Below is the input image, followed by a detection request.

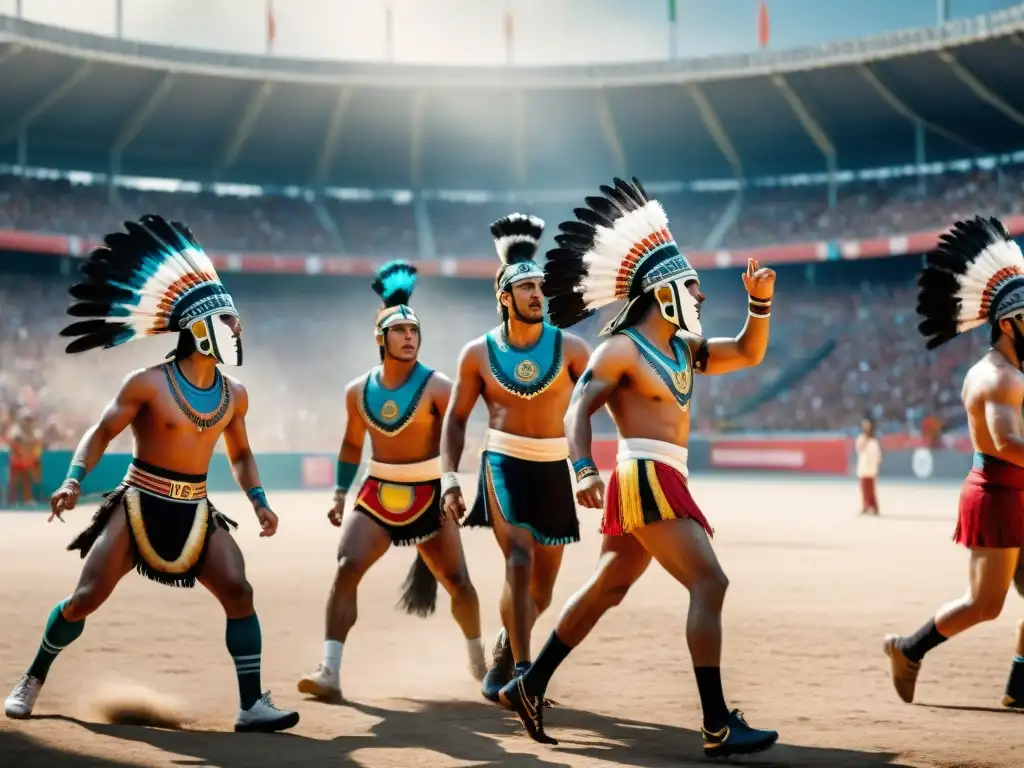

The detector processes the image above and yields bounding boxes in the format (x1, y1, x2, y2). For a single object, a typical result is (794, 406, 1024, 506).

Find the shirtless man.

(3, 215, 298, 732)
(440, 214, 591, 703)
(498, 178, 779, 758)
(297, 260, 486, 701)
(884, 216, 1024, 709)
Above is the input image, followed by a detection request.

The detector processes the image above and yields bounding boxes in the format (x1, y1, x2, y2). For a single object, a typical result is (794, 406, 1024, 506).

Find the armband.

(441, 472, 461, 496)
(573, 457, 599, 483)
(246, 486, 269, 510)
(65, 462, 87, 486)
(748, 294, 772, 319)
(335, 460, 359, 494)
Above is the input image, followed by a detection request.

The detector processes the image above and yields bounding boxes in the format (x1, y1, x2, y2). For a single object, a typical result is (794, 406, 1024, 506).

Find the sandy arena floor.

(0, 474, 1022, 768)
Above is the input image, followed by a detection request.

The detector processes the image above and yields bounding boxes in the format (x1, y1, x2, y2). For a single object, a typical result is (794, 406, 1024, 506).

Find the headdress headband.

(542, 176, 698, 334)
(372, 260, 420, 338)
(59, 214, 237, 354)
(492, 213, 545, 295)
(917, 215, 1024, 349)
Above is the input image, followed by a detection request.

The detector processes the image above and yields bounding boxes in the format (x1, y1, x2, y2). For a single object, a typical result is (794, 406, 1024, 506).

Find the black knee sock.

(226, 614, 263, 709)
(1006, 655, 1024, 699)
(522, 632, 572, 697)
(900, 619, 948, 663)
(694, 667, 730, 730)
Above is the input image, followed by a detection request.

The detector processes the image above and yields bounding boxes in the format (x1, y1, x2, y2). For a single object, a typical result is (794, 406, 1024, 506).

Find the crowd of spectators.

(1, 165, 1022, 259)
(1, 164, 1015, 459)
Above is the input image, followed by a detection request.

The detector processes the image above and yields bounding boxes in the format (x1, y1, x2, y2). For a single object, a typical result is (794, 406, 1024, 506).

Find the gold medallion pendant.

(671, 366, 692, 396)
(380, 400, 399, 421)
(515, 360, 539, 383)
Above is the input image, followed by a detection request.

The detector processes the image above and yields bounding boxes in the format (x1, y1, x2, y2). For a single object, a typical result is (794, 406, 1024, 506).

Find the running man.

(297, 260, 486, 701)
(3, 215, 299, 732)
(440, 214, 591, 703)
(499, 177, 779, 758)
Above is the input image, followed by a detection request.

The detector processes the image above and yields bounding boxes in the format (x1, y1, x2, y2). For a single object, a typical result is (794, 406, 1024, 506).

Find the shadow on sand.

(7, 698, 914, 768)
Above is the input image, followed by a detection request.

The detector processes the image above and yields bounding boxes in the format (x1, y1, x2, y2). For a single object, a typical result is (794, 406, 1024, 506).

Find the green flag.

(668, 0, 677, 23)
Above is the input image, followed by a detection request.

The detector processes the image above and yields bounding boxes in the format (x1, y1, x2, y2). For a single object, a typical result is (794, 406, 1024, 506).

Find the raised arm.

(440, 344, 484, 475)
(698, 258, 775, 376)
(983, 372, 1024, 467)
(565, 336, 631, 508)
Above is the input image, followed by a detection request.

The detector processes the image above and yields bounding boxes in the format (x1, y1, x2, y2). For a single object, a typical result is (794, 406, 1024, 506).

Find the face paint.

(654, 279, 702, 336)
(190, 313, 242, 367)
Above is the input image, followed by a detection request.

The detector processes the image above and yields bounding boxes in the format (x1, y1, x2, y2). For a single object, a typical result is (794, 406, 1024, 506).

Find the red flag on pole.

(266, 0, 277, 54)
(504, 10, 514, 65)
(757, 0, 770, 48)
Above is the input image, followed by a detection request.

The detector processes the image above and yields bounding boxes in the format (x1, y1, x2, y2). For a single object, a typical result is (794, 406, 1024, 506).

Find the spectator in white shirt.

(856, 418, 882, 515)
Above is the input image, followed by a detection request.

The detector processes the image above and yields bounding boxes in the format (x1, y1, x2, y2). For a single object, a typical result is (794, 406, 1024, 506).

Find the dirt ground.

(0, 474, 1021, 768)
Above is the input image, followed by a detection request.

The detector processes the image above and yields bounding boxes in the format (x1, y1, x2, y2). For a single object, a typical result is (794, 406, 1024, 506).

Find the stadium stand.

(2, 7, 1024, 454)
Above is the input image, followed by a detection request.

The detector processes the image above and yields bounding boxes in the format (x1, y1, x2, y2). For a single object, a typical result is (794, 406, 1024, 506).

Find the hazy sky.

(0, 0, 1018, 65)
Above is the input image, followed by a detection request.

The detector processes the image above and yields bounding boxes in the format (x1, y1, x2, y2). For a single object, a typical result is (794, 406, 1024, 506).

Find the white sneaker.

(234, 691, 299, 733)
(296, 664, 342, 702)
(4, 674, 42, 719)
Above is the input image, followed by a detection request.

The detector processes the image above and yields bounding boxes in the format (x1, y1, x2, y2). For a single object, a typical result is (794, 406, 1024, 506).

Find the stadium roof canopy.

(1, 8, 1023, 190)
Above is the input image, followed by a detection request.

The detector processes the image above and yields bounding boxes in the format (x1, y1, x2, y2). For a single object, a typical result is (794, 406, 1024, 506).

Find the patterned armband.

(247, 486, 269, 510)
(64, 462, 87, 487)
(748, 294, 772, 319)
(335, 460, 359, 494)
(573, 457, 599, 483)
(440, 472, 461, 496)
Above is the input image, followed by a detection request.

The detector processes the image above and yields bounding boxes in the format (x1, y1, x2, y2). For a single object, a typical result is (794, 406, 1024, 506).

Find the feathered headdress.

(491, 213, 545, 295)
(544, 176, 698, 335)
(60, 214, 237, 354)
(372, 259, 420, 341)
(917, 216, 1024, 349)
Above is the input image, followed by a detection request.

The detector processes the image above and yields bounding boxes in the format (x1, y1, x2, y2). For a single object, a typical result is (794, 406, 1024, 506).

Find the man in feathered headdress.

(496, 178, 779, 758)
(3, 215, 298, 733)
(440, 214, 592, 704)
(883, 216, 1024, 711)
(297, 260, 487, 702)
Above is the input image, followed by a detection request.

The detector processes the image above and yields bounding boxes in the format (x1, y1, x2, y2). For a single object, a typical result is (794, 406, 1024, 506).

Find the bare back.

(963, 349, 1024, 461)
(460, 328, 590, 439)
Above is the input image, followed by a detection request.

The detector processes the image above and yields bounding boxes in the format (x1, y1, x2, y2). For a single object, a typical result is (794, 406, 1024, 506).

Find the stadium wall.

(0, 438, 971, 506)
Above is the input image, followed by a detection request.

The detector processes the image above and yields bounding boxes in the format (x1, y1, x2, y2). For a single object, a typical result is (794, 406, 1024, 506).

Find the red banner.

(5, 214, 1024, 277)
(709, 437, 850, 474)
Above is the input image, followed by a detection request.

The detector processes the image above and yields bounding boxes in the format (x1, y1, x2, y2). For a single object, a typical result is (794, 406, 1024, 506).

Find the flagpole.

(504, 0, 513, 66)
(385, 2, 395, 63)
(668, 0, 678, 61)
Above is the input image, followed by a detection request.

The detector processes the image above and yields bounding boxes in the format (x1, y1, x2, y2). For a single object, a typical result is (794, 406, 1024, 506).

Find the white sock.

(467, 637, 485, 665)
(323, 640, 343, 675)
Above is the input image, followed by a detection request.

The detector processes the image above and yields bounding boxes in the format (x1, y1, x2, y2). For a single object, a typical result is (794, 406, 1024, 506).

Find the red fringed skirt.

(602, 458, 713, 538)
(954, 455, 1024, 549)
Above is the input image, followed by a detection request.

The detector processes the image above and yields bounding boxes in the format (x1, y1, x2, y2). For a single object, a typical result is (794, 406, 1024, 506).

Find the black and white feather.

(59, 214, 235, 355)
(371, 259, 418, 308)
(544, 176, 691, 332)
(917, 215, 1024, 350)
(490, 213, 545, 265)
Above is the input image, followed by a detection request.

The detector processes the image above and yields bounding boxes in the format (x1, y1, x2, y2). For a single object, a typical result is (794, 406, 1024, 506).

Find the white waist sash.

(482, 429, 569, 462)
(616, 438, 689, 478)
(367, 456, 441, 483)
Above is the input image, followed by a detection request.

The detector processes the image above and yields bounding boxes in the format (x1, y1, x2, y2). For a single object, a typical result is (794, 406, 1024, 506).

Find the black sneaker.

(701, 710, 778, 758)
(499, 674, 557, 745)
(481, 628, 513, 703)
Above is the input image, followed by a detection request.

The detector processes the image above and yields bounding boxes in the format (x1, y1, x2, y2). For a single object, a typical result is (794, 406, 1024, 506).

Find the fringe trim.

(391, 528, 441, 547)
(66, 483, 238, 589)
(617, 460, 644, 532)
(645, 461, 678, 525)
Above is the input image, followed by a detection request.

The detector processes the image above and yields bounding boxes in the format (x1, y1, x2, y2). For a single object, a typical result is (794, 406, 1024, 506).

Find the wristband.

(748, 294, 772, 319)
(573, 457, 599, 483)
(441, 471, 461, 496)
(65, 462, 86, 486)
(335, 460, 359, 494)
(247, 486, 269, 510)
